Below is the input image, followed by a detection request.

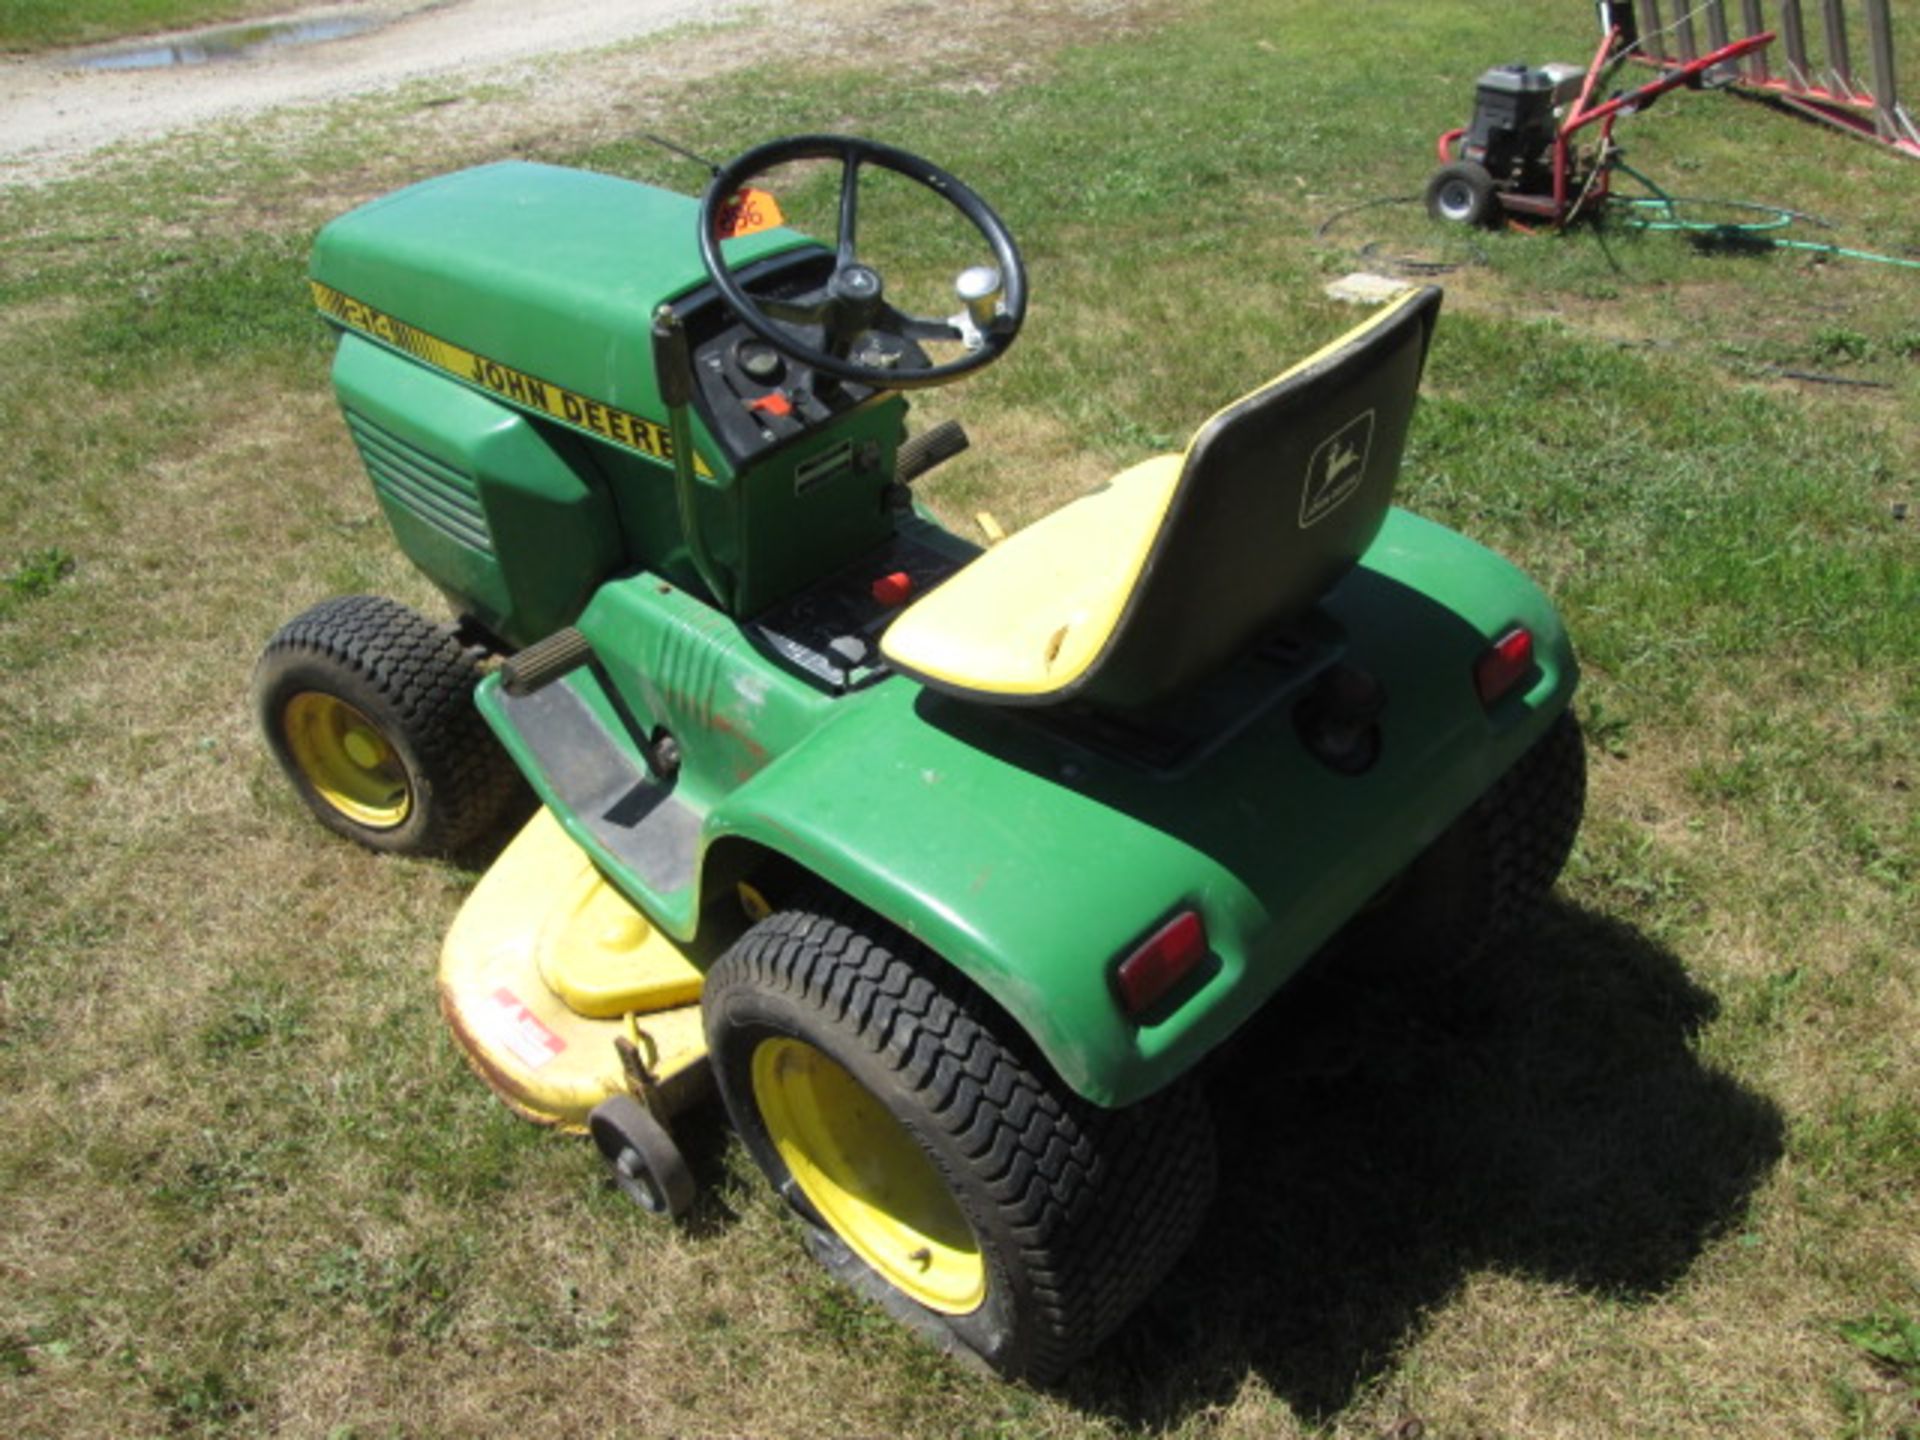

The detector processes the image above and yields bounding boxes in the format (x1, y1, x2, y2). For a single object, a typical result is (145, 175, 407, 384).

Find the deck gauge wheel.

(589, 1094, 697, 1220)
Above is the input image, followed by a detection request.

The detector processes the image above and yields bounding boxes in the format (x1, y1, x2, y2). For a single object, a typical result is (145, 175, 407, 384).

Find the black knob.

(737, 341, 784, 384)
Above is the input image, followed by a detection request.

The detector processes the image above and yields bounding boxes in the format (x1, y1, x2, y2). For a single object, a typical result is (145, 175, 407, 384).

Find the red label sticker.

(483, 986, 565, 1070)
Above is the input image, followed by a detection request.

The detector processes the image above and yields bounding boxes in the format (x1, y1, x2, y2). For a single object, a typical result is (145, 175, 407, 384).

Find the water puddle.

(69, 15, 383, 71)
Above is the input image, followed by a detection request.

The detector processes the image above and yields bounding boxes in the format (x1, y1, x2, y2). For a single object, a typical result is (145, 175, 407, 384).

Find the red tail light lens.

(1474, 626, 1535, 706)
(1114, 910, 1208, 1017)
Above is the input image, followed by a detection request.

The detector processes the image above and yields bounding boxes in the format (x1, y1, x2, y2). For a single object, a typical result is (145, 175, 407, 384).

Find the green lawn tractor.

(255, 135, 1585, 1381)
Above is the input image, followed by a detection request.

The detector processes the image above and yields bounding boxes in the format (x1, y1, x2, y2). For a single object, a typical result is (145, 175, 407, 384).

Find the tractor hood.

(308, 162, 810, 430)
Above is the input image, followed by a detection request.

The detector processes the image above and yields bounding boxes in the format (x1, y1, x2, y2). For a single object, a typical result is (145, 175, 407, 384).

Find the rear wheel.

(1338, 707, 1587, 978)
(254, 595, 522, 856)
(1426, 160, 1498, 227)
(703, 899, 1216, 1382)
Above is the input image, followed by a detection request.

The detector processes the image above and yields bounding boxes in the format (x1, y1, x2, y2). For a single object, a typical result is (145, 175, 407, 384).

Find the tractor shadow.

(1064, 899, 1784, 1426)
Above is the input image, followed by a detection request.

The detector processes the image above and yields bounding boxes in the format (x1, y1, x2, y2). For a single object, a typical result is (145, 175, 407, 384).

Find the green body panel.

(312, 161, 910, 626)
(703, 399, 908, 615)
(309, 162, 796, 463)
(311, 161, 1581, 1109)
(478, 506, 1575, 1108)
(330, 335, 621, 644)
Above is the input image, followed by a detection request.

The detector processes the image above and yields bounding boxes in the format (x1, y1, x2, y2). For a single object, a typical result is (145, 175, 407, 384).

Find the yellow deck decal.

(311, 280, 710, 477)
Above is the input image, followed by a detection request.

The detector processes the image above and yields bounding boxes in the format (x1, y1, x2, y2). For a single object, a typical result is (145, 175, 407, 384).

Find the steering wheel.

(696, 134, 1027, 390)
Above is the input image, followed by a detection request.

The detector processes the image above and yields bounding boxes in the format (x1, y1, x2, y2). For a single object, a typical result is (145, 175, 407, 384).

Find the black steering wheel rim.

(697, 134, 1027, 390)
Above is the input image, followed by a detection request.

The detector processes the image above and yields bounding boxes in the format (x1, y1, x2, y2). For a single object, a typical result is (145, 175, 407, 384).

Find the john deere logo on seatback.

(1300, 410, 1375, 529)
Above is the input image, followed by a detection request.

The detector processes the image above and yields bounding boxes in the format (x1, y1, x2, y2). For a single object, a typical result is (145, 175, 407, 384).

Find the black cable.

(1315, 194, 1486, 276)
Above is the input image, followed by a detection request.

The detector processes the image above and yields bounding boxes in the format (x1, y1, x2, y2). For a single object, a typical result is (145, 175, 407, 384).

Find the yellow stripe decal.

(311, 280, 710, 477)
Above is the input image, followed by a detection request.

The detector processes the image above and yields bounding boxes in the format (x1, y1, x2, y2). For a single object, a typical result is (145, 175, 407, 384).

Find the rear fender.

(700, 508, 1577, 1110)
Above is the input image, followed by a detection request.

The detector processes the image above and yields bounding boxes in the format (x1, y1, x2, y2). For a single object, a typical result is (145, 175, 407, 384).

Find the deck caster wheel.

(589, 1094, 696, 1219)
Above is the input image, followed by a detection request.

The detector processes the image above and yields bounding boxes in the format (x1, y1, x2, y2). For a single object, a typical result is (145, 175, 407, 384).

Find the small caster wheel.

(588, 1094, 696, 1219)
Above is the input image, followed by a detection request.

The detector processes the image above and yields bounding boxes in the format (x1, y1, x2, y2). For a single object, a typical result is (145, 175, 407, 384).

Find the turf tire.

(703, 896, 1217, 1382)
(1337, 707, 1587, 978)
(254, 594, 521, 856)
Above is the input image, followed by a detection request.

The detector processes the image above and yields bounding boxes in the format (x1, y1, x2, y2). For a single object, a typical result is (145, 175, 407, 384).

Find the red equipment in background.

(1428, 17, 1774, 227)
(1630, 0, 1920, 162)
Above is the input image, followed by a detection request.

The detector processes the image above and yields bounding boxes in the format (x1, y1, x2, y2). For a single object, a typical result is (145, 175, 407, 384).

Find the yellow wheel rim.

(282, 692, 412, 829)
(752, 1037, 986, 1314)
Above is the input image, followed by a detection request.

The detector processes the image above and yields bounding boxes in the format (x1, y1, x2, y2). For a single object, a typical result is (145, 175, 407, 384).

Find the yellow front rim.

(752, 1037, 986, 1314)
(282, 692, 412, 829)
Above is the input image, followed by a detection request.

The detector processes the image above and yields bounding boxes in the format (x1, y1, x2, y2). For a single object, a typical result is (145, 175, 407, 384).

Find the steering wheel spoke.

(761, 288, 832, 326)
(697, 134, 1027, 390)
(834, 148, 863, 269)
(876, 303, 964, 345)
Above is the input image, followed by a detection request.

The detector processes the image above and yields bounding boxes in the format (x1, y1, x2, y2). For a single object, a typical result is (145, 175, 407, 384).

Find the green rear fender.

(708, 511, 1578, 1108)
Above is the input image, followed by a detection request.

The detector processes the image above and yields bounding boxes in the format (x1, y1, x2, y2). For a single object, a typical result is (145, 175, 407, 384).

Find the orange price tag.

(715, 186, 786, 239)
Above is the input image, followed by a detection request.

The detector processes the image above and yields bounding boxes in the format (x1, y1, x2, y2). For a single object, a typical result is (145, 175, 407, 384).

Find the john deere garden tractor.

(254, 135, 1585, 1381)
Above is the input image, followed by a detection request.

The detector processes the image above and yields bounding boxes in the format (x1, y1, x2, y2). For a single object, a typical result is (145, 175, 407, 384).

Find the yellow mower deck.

(439, 807, 706, 1131)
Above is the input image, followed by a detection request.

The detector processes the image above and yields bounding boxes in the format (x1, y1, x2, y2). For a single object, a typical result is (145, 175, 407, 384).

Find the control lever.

(894, 420, 970, 488)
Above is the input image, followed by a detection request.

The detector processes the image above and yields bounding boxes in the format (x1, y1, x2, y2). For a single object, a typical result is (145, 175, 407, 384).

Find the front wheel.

(703, 899, 1216, 1382)
(254, 595, 522, 856)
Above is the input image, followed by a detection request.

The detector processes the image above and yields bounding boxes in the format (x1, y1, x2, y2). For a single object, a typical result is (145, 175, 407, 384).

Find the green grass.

(0, 0, 1916, 1435)
(0, 0, 302, 50)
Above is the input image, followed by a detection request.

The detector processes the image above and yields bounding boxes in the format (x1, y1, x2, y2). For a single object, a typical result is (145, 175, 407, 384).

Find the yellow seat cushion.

(880, 453, 1182, 699)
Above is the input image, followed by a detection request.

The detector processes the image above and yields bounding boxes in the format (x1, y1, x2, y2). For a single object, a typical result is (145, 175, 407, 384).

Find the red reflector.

(1474, 626, 1535, 706)
(1114, 910, 1208, 1017)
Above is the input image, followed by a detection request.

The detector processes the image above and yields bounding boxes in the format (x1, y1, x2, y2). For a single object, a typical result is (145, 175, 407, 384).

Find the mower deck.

(438, 806, 707, 1131)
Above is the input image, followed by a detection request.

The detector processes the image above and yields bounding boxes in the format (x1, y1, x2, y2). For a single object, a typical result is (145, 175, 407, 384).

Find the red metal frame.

(1629, 0, 1920, 163)
(1438, 25, 1775, 226)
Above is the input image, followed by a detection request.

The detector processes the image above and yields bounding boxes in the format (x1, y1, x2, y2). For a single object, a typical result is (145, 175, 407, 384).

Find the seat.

(880, 285, 1443, 709)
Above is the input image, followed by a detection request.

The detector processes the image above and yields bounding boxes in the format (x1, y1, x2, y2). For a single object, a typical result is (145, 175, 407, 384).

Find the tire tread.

(707, 896, 1215, 1380)
(255, 594, 520, 855)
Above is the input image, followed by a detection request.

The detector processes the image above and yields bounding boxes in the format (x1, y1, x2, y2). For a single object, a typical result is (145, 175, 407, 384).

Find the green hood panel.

(309, 162, 807, 440)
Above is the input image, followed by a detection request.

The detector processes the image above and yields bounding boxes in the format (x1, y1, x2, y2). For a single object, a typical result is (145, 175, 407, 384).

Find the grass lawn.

(0, 0, 1916, 1435)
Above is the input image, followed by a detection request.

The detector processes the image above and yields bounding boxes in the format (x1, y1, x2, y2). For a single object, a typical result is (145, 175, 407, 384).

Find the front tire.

(703, 899, 1216, 1382)
(254, 595, 521, 856)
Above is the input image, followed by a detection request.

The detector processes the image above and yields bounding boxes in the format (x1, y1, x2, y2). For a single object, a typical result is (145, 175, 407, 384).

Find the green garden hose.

(1610, 160, 1920, 270)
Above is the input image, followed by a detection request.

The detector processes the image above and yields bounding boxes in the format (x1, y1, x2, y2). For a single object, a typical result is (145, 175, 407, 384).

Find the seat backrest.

(1073, 285, 1442, 708)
